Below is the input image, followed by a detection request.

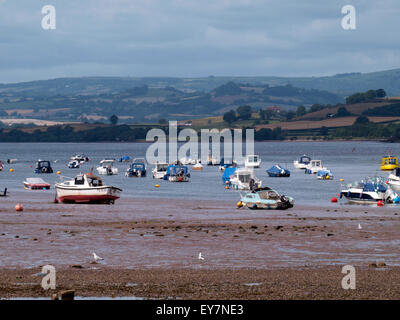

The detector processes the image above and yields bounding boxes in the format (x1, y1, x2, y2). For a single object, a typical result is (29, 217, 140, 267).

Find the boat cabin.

(299, 155, 311, 164)
(381, 155, 399, 171)
(155, 163, 168, 172)
(72, 174, 104, 187)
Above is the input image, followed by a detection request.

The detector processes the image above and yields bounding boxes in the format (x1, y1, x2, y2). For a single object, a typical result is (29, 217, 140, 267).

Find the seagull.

(92, 252, 104, 262)
(358, 224, 362, 230)
(198, 252, 204, 260)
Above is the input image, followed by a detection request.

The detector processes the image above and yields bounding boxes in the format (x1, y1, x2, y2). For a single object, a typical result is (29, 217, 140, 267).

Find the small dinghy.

(192, 161, 203, 171)
(239, 187, 294, 210)
(267, 165, 290, 177)
(24, 178, 51, 190)
(7, 159, 17, 164)
(0, 161, 3, 171)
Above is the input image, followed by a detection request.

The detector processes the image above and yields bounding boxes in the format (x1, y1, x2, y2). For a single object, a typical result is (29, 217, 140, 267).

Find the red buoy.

(377, 200, 383, 207)
(15, 203, 23, 212)
(331, 197, 338, 203)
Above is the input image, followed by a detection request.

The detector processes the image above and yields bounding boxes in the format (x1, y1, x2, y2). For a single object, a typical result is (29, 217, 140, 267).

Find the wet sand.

(1, 190, 400, 298)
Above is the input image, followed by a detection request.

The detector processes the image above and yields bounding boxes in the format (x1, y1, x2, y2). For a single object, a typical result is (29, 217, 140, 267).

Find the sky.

(0, 0, 399, 83)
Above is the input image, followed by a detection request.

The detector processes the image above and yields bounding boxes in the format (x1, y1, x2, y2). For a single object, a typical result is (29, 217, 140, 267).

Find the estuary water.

(0, 141, 398, 205)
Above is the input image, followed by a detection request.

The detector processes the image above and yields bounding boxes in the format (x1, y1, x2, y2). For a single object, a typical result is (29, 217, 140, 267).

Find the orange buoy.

(237, 201, 243, 208)
(377, 200, 384, 207)
(331, 197, 338, 203)
(15, 203, 23, 212)
(225, 186, 229, 189)
(155, 184, 160, 188)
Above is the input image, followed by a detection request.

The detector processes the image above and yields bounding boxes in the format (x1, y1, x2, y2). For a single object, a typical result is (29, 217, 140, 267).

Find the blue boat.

(164, 165, 190, 182)
(266, 165, 290, 177)
(219, 158, 236, 171)
(222, 167, 237, 185)
(118, 156, 131, 162)
(34, 160, 53, 174)
(125, 162, 146, 177)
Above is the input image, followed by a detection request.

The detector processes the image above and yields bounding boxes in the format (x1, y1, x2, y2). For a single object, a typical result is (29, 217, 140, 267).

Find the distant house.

(267, 106, 282, 113)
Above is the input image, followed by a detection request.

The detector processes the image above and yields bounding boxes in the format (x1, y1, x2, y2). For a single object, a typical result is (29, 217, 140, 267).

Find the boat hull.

(55, 185, 122, 204)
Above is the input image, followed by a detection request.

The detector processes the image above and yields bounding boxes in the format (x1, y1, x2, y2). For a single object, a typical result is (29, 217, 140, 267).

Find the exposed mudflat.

(1, 191, 400, 298)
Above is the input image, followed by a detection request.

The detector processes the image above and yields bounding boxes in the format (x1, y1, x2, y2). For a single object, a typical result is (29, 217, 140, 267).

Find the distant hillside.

(1, 68, 400, 96)
(0, 82, 343, 123)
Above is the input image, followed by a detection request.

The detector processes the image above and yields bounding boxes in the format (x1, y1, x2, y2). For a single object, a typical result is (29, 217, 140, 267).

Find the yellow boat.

(381, 155, 399, 171)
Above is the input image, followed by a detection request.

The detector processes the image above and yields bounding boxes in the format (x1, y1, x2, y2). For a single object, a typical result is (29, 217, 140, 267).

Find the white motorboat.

(97, 159, 118, 175)
(180, 156, 197, 165)
(152, 162, 168, 179)
(340, 176, 399, 204)
(71, 154, 90, 164)
(245, 155, 261, 168)
(388, 168, 400, 192)
(230, 168, 262, 190)
(55, 173, 122, 204)
(293, 155, 311, 169)
(305, 160, 327, 174)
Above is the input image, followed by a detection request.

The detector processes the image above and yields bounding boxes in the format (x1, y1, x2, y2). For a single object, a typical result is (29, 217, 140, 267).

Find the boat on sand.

(55, 173, 122, 204)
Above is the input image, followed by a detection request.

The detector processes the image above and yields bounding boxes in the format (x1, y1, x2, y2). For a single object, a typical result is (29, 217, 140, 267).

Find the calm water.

(0, 141, 398, 205)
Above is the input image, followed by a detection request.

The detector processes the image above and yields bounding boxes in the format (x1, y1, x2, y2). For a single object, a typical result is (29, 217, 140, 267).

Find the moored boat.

(245, 155, 261, 168)
(239, 187, 294, 210)
(126, 162, 146, 177)
(34, 160, 54, 174)
(381, 153, 399, 171)
(24, 178, 51, 190)
(67, 160, 80, 169)
(164, 164, 190, 182)
(55, 173, 122, 204)
(97, 159, 118, 175)
(192, 161, 203, 171)
(266, 164, 290, 177)
(152, 162, 168, 179)
(0, 161, 3, 171)
(340, 176, 398, 204)
(305, 160, 326, 174)
(71, 154, 90, 164)
(229, 168, 262, 190)
(388, 168, 400, 191)
(293, 155, 311, 169)
(317, 169, 333, 180)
